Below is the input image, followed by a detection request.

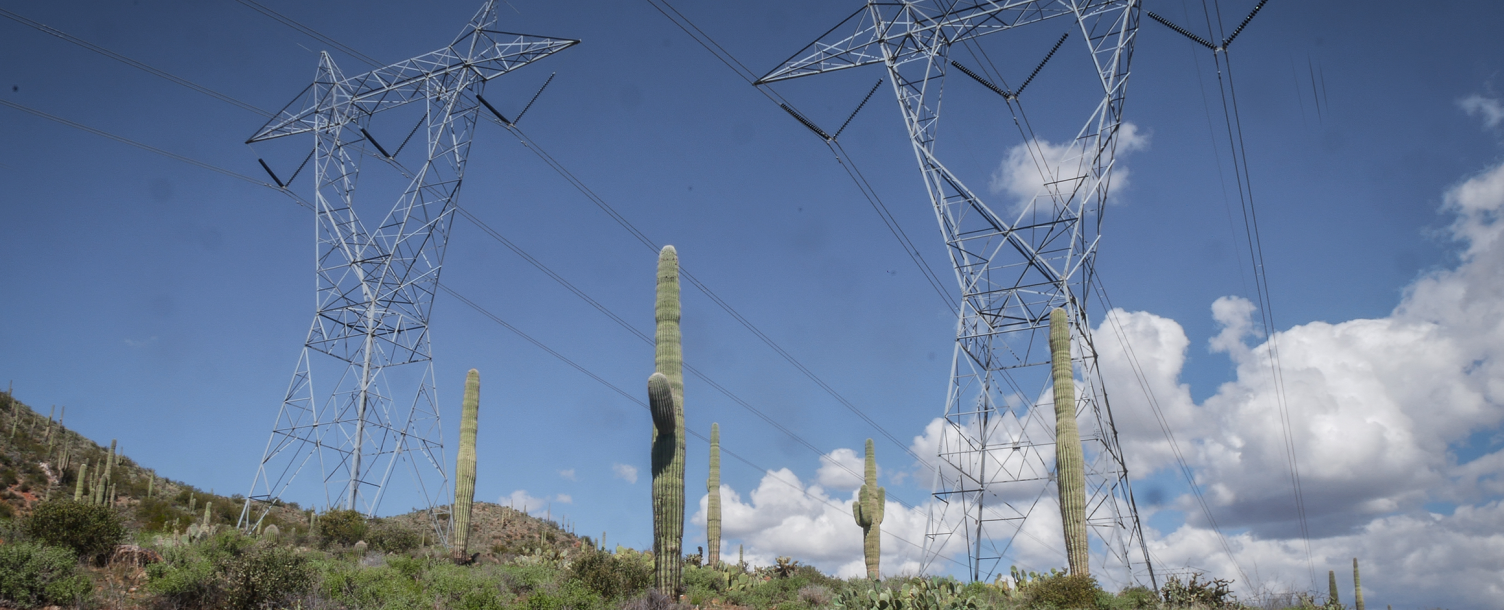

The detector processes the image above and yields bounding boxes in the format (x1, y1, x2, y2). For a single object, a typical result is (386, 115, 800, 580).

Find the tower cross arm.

(248, 31, 577, 143)
(754, 0, 1078, 85)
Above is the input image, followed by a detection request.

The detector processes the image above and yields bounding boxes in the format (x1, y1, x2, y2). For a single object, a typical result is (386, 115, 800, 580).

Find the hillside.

(0, 388, 588, 557)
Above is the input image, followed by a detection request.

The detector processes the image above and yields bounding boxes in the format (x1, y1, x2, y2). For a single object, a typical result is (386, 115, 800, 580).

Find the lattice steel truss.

(238, 1, 575, 539)
(758, 0, 1152, 585)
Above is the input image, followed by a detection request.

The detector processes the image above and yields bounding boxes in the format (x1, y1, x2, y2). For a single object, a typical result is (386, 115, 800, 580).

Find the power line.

(233, 0, 384, 68)
(438, 283, 967, 569)
(452, 206, 922, 507)
(2, 2, 927, 501)
(0, 98, 308, 209)
(0, 7, 273, 117)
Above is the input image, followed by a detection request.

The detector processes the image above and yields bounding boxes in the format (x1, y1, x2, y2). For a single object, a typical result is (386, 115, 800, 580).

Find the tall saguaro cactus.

(650, 245, 686, 594)
(452, 369, 480, 562)
(852, 438, 884, 579)
(1050, 308, 1089, 577)
(1328, 570, 1339, 607)
(1353, 558, 1365, 610)
(707, 422, 722, 567)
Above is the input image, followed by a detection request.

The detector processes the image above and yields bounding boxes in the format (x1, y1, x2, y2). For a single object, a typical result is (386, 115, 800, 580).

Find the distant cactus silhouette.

(1050, 308, 1088, 576)
(852, 438, 884, 579)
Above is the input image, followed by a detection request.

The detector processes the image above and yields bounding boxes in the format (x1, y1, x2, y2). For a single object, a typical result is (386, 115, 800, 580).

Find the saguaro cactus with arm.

(451, 369, 480, 562)
(852, 438, 884, 579)
(1050, 307, 1089, 576)
(650, 246, 686, 595)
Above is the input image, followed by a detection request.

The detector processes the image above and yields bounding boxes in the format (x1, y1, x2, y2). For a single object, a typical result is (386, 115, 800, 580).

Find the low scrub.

(0, 542, 94, 608)
(24, 500, 127, 562)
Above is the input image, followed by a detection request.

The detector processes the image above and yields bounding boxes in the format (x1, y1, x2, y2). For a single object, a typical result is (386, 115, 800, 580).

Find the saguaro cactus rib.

(452, 369, 480, 562)
(1050, 308, 1089, 577)
(852, 438, 884, 579)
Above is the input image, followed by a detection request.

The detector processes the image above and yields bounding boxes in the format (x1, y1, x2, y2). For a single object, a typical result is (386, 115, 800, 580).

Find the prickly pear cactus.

(1049, 308, 1089, 576)
(852, 438, 884, 579)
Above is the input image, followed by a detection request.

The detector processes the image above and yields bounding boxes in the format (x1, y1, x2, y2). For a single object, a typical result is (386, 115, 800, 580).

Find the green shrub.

(366, 519, 422, 553)
(1024, 573, 1102, 609)
(23, 500, 126, 562)
(0, 542, 94, 608)
(146, 530, 313, 610)
(571, 549, 652, 600)
(222, 544, 313, 610)
(1108, 585, 1158, 609)
(314, 509, 367, 548)
(524, 579, 602, 610)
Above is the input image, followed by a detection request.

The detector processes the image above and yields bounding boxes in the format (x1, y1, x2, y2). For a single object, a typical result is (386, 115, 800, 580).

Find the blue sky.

(3, 1, 1503, 607)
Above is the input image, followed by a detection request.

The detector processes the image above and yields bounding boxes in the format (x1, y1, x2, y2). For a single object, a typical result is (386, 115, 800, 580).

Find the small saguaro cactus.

(650, 245, 687, 595)
(264, 524, 280, 542)
(1049, 307, 1089, 576)
(452, 369, 481, 563)
(1328, 570, 1339, 606)
(852, 438, 884, 579)
(707, 422, 722, 567)
(73, 461, 87, 502)
(1353, 557, 1365, 610)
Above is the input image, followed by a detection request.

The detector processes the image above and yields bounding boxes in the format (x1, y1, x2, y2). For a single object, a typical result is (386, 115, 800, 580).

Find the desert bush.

(1023, 572, 1102, 609)
(146, 530, 313, 610)
(1160, 573, 1236, 608)
(24, 500, 126, 562)
(366, 519, 422, 553)
(314, 508, 367, 548)
(1108, 585, 1158, 609)
(0, 542, 94, 608)
(570, 548, 651, 600)
(221, 544, 312, 610)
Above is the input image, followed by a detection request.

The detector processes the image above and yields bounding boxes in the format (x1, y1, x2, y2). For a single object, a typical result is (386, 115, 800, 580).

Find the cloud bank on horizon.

(688, 98, 1504, 610)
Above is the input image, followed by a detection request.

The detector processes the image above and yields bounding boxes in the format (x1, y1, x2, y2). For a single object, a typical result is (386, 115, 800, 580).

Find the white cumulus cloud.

(612, 463, 639, 484)
(500, 489, 570, 516)
(989, 122, 1149, 218)
(1460, 94, 1504, 129)
(558, 468, 576, 481)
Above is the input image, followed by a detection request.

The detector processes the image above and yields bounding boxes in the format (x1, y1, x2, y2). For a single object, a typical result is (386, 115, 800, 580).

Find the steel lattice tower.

(238, 1, 575, 537)
(758, 0, 1152, 585)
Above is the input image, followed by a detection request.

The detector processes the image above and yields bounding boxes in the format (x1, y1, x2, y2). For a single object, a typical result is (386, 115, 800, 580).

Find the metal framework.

(758, 0, 1153, 585)
(237, 1, 575, 539)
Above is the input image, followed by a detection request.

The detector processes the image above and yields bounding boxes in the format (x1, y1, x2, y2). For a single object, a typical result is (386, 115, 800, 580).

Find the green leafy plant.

(1022, 570, 1101, 610)
(23, 499, 125, 562)
(314, 508, 367, 548)
(0, 542, 94, 608)
(570, 548, 653, 600)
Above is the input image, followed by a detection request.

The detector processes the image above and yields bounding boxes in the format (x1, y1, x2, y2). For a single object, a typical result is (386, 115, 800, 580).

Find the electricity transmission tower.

(237, 1, 575, 537)
(758, 1, 1153, 585)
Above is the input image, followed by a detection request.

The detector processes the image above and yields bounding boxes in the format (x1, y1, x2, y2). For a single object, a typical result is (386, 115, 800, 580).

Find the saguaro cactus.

(1049, 308, 1089, 576)
(1328, 570, 1339, 606)
(852, 438, 884, 579)
(452, 369, 481, 562)
(73, 461, 87, 502)
(707, 422, 722, 567)
(1353, 558, 1364, 610)
(650, 245, 686, 595)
